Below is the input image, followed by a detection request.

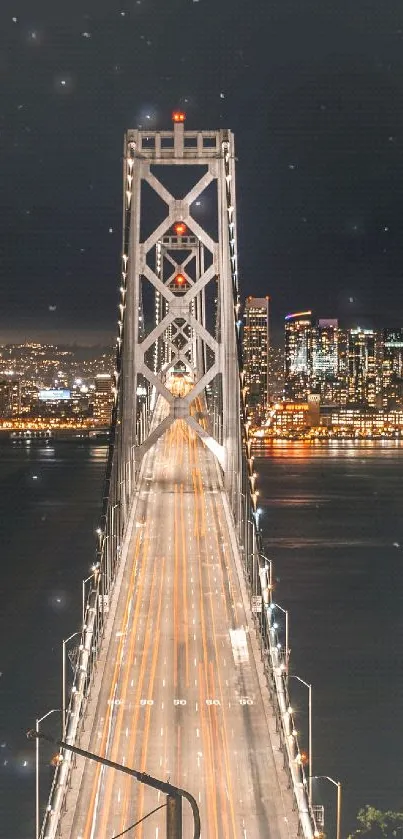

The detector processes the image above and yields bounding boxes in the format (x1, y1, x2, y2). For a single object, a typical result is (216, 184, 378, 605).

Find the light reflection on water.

(256, 440, 403, 835)
(254, 438, 403, 459)
(0, 441, 108, 839)
(89, 445, 110, 460)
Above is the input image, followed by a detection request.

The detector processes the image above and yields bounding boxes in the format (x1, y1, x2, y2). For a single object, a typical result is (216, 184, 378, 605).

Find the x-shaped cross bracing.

(135, 161, 225, 467)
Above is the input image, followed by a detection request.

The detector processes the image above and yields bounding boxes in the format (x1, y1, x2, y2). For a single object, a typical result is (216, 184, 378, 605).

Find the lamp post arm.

(27, 729, 201, 839)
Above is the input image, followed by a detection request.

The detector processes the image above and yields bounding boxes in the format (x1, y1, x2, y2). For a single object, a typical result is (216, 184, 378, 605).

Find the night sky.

(1, 0, 403, 345)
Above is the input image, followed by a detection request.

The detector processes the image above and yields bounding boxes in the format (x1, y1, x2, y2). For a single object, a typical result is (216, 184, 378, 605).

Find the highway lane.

(63, 393, 295, 839)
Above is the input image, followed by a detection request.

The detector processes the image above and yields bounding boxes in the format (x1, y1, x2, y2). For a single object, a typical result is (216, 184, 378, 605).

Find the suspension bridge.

(35, 116, 321, 839)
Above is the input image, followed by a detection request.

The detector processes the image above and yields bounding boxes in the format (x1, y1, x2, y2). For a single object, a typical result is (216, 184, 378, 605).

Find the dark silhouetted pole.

(27, 729, 199, 839)
(167, 793, 182, 839)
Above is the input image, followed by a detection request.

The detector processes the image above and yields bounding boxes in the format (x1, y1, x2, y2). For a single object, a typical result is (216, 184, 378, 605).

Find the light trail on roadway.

(63, 389, 294, 839)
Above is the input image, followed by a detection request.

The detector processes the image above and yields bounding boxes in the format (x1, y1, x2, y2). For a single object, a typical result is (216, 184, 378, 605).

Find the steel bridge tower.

(114, 113, 242, 518)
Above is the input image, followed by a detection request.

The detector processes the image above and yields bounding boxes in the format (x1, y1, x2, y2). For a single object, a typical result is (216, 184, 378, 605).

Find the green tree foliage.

(347, 806, 403, 838)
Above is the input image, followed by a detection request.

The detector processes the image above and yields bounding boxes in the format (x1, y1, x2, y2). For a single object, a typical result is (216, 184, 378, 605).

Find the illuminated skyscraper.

(382, 328, 403, 408)
(337, 328, 349, 405)
(284, 311, 312, 400)
(347, 328, 378, 407)
(312, 319, 338, 376)
(311, 319, 339, 403)
(0, 378, 20, 417)
(243, 296, 270, 419)
(92, 374, 113, 425)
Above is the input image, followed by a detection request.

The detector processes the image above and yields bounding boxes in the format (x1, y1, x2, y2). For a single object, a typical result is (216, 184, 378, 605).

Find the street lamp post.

(35, 709, 60, 839)
(313, 775, 342, 839)
(261, 554, 273, 603)
(62, 631, 81, 735)
(288, 675, 312, 802)
(110, 502, 119, 581)
(82, 574, 92, 625)
(254, 505, 263, 531)
(28, 728, 200, 839)
(272, 602, 289, 671)
(239, 490, 247, 540)
(82, 566, 99, 626)
(103, 533, 111, 592)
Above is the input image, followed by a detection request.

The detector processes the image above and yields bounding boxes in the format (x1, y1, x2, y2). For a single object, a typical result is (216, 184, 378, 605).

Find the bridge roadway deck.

(61, 410, 297, 839)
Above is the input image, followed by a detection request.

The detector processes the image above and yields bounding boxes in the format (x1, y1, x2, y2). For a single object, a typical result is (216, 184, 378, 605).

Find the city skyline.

(3, 302, 403, 349)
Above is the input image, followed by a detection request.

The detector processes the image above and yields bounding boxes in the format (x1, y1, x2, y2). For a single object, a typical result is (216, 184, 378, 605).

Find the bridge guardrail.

(39, 582, 104, 839)
(239, 540, 320, 839)
(37, 383, 155, 838)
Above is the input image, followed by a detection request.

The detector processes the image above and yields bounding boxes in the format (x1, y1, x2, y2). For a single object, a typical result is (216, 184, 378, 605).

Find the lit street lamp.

(271, 602, 289, 670)
(62, 631, 81, 734)
(82, 565, 99, 625)
(254, 505, 263, 530)
(288, 675, 312, 802)
(261, 554, 273, 602)
(35, 709, 60, 839)
(313, 775, 342, 839)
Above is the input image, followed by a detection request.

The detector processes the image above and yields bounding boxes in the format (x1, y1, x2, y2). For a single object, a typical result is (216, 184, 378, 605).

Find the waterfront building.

(382, 328, 403, 409)
(321, 407, 403, 437)
(284, 311, 312, 400)
(265, 401, 310, 436)
(265, 397, 320, 436)
(243, 296, 270, 420)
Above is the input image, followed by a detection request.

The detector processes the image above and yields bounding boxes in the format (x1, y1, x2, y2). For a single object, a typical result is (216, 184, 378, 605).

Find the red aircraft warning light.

(174, 222, 187, 236)
(172, 111, 186, 123)
(174, 273, 186, 286)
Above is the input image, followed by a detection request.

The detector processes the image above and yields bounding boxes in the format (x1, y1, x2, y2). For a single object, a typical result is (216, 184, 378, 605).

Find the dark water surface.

(0, 441, 107, 839)
(1, 440, 402, 837)
(256, 440, 403, 836)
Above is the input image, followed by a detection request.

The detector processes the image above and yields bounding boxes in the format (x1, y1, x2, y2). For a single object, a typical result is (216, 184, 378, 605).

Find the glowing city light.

(284, 310, 312, 321)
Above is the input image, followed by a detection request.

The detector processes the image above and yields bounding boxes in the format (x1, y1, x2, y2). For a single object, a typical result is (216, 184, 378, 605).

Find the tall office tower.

(382, 328, 403, 408)
(336, 329, 349, 405)
(92, 374, 113, 425)
(0, 378, 20, 417)
(243, 296, 270, 420)
(347, 328, 378, 407)
(284, 311, 312, 400)
(311, 318, 339, 402)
